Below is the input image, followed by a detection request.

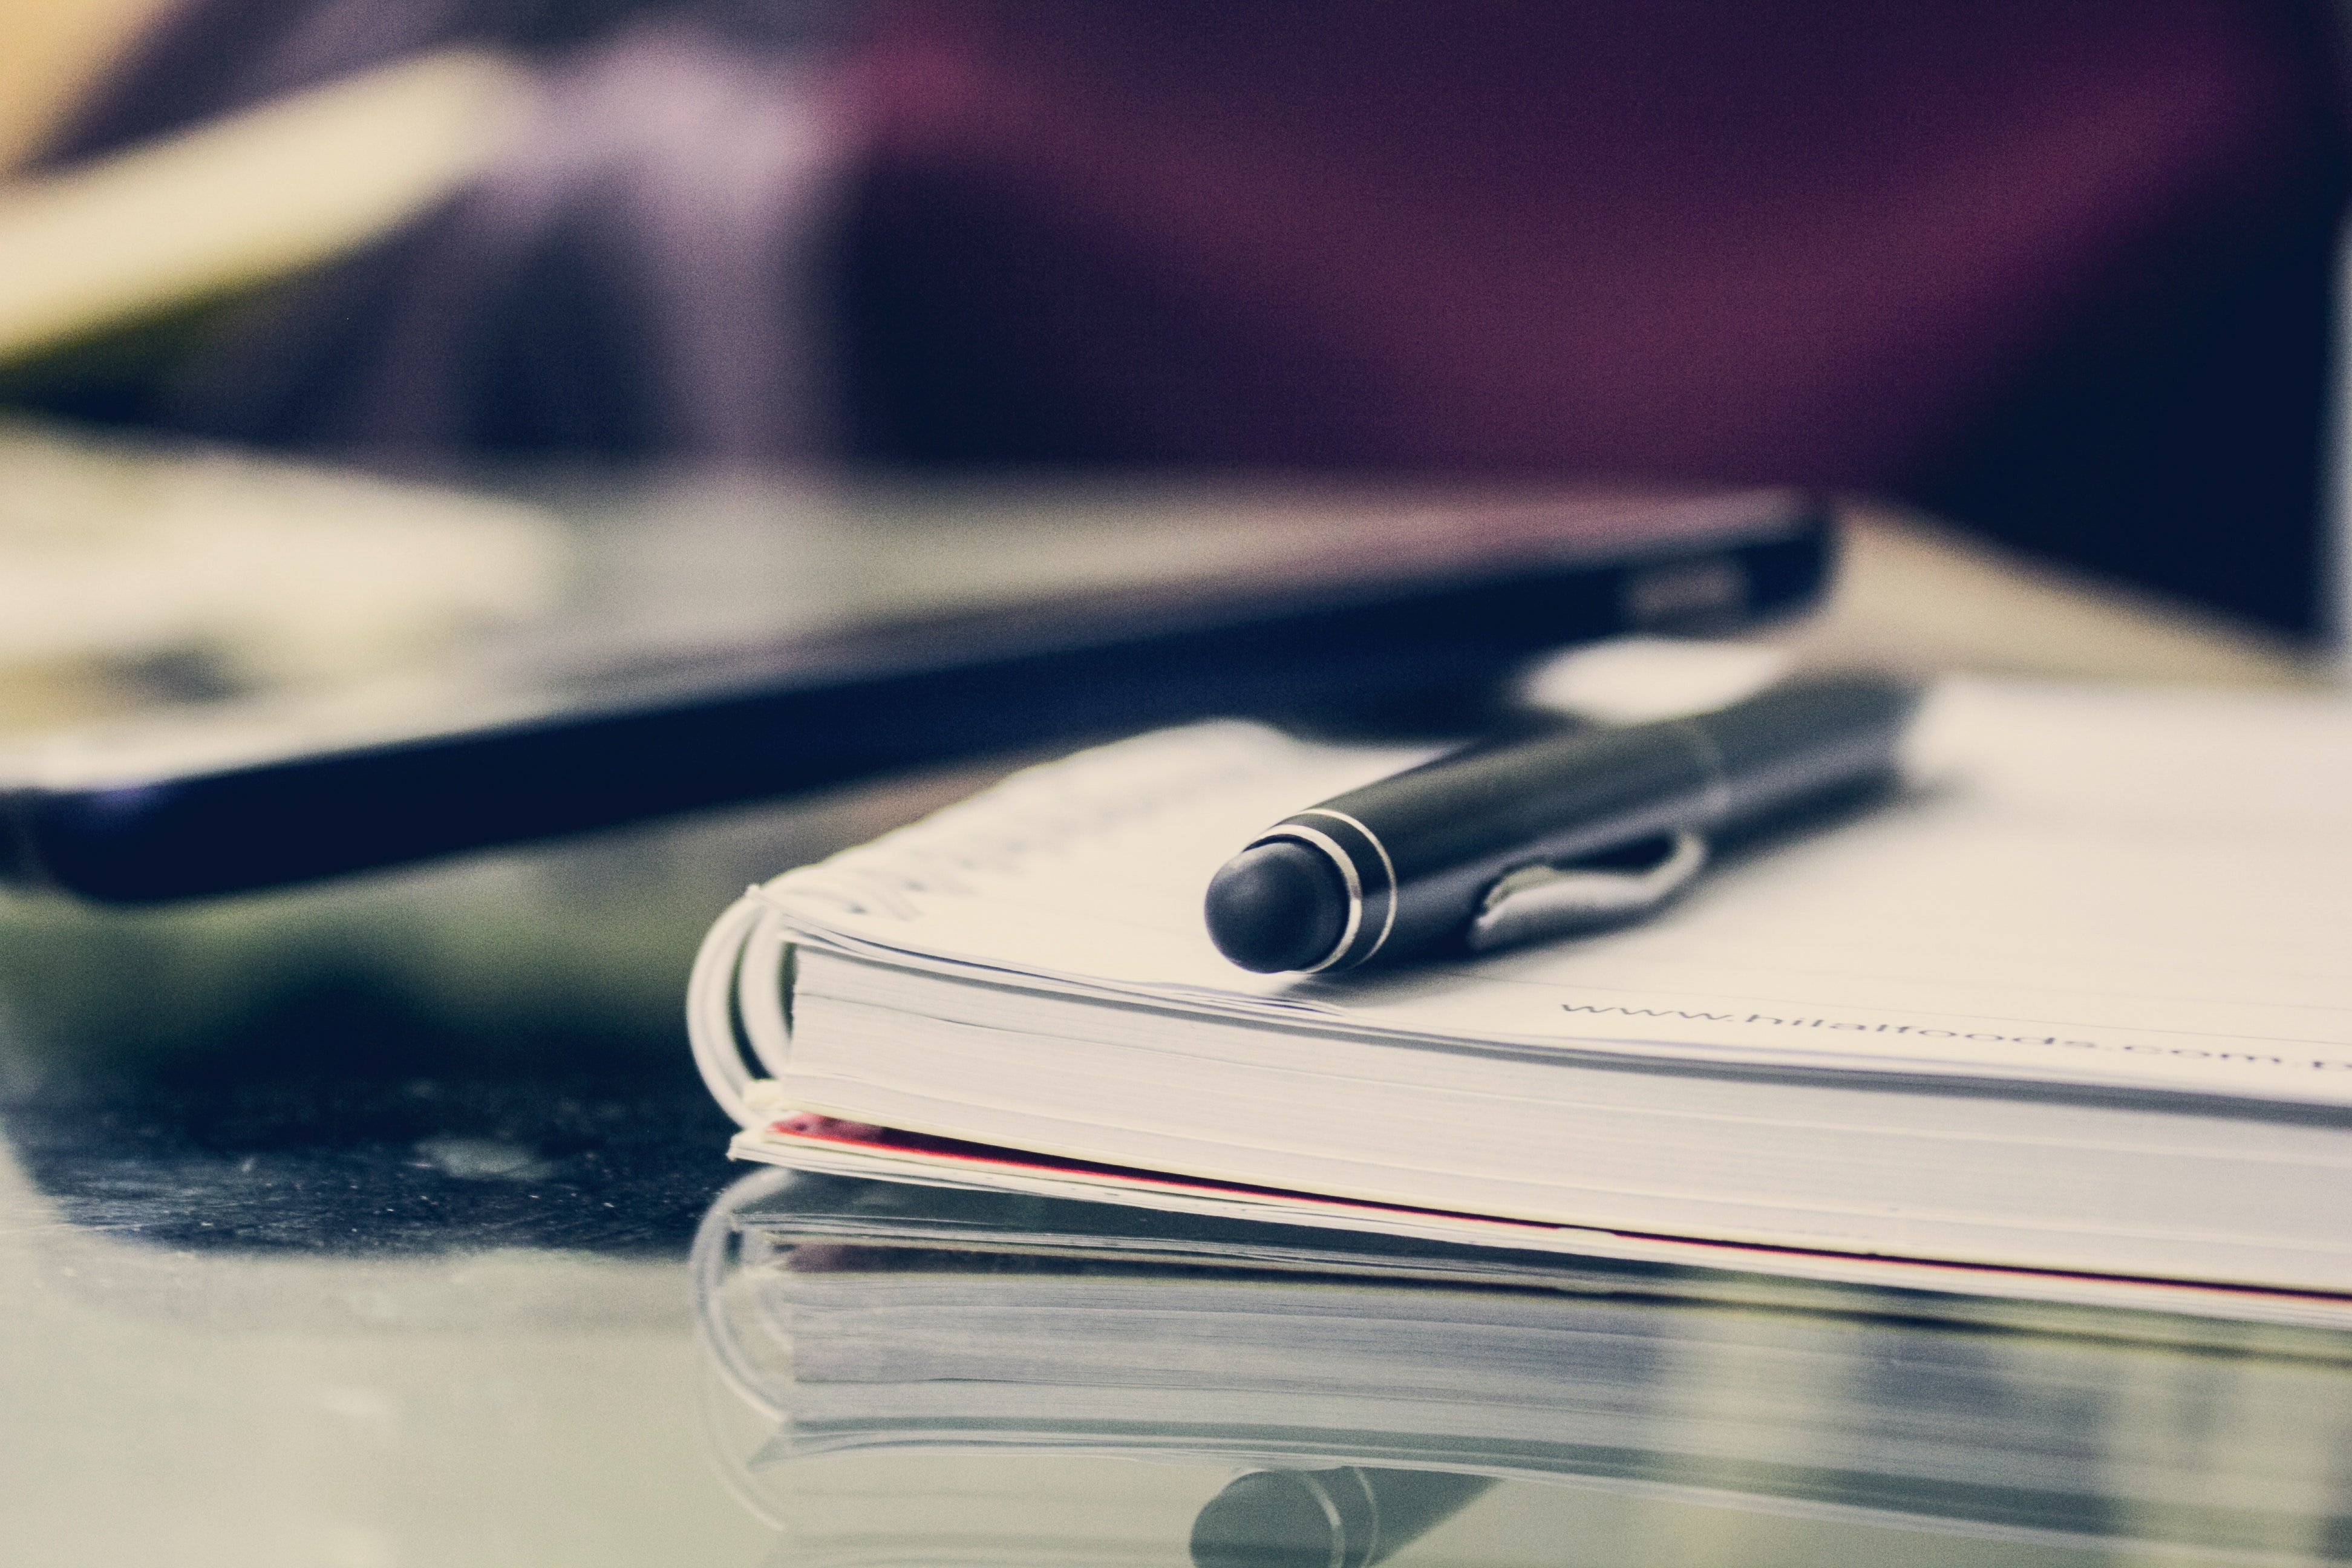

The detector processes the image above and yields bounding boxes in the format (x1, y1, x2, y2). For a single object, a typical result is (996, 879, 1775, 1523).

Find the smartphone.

(0, 475, 1831, 901)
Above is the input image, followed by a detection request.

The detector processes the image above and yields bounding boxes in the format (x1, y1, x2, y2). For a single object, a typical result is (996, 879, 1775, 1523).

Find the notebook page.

(1342, 678, 2352, 1101)
(760, 675, 2352, 1107)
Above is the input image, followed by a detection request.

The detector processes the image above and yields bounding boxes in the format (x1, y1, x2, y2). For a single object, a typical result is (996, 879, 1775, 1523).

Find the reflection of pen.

(1204, 670, 1923, 973)
(1189, 1468, 1495, 1568)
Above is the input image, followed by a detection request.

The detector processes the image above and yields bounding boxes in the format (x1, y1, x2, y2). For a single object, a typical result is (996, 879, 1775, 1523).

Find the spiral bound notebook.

(687, 645, 2352, 1313)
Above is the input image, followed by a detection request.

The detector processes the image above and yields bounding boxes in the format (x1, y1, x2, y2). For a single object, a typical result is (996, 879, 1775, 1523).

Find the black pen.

(1204, 669, 1924, 972)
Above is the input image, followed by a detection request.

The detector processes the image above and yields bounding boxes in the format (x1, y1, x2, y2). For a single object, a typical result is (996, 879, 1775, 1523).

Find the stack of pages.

(693, 1167, 2352, 1564)
(687, 643, 2352, 1319)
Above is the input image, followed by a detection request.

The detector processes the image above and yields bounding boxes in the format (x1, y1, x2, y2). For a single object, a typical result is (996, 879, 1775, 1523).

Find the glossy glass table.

(5, 775, 2348, 1568)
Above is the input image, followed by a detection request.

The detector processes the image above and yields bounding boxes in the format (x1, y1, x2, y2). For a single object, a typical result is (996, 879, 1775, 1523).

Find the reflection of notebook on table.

(689, 644, 2352, 1310)
(694, 1168, 2352, 1566)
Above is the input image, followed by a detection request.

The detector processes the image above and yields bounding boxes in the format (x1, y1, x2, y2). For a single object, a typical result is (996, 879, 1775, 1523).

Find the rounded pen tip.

(1204, 840, 1348, 973)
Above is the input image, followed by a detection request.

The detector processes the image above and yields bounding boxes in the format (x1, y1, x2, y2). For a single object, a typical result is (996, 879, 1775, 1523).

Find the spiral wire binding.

(687, 722, 1333, 1129)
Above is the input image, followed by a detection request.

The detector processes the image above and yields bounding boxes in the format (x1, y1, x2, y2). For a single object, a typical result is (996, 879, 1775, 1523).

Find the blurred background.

(6, 0, 2350, 635)
(1, 0, 2347, 1139)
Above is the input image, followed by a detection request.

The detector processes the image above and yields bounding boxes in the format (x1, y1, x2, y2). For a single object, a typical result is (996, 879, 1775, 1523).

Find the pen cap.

(1249, 719, 1725, 969)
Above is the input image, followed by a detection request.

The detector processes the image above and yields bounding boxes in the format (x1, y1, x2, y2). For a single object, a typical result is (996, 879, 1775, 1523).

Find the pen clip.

(1464, 831, 1709, 953)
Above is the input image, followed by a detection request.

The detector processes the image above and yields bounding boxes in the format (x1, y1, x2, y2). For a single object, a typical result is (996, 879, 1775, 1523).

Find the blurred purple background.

(28, 0, 2352, 636)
